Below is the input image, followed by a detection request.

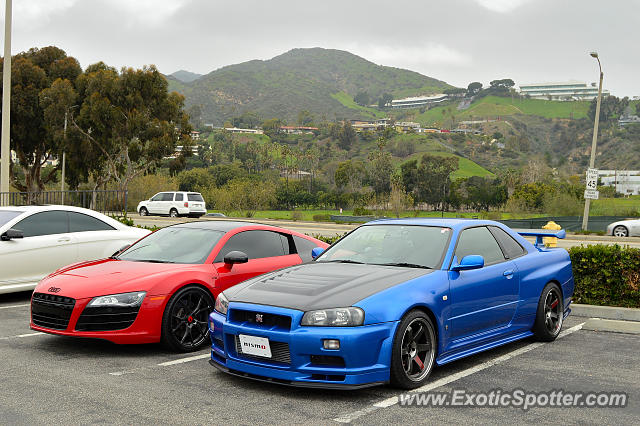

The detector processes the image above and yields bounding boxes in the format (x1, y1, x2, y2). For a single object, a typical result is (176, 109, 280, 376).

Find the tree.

(71, 64, 191, 198)
(337, 121, 356, 150)
(389, 174, 413, 217)
(262, 118, 282, 138)
(297, 110, 314, 126)
(414, 154, 458, 209)
(354, 91, 370, 106)
(0, 47, 83, 197)
(467, 82, 483, 96)
(588, 95, 629, 123)
(367, 138, 393, 195)
(378, 93, 393, 108)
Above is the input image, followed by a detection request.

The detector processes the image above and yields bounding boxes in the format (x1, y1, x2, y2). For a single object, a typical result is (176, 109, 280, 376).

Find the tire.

(139, 207, 148, 216)
(613, 225, 629, 237)
(161, 285, 214, 352)
(390, 310, 437, 389)
(533, 282, 564, 342)
(169, 208, 179, 218)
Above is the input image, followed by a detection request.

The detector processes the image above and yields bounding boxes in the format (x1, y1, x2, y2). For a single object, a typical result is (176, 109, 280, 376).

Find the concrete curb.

(582, 318, 640, 335)
(571, 303, 640, 322)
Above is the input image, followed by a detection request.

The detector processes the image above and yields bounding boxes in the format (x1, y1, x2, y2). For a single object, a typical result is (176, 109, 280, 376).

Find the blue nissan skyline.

(208, 219, 573, 389)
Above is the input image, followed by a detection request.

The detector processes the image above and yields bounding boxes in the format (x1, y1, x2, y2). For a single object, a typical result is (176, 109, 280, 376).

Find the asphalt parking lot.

(1, 291, 638, 425)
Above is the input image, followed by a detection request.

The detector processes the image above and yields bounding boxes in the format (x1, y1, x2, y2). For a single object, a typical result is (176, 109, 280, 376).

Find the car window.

(293, 235, 319, 262)
(488, 226, 526, 259)
(174, 193, 183, 201)
(0, 210, 22, 227)
(455, 226, 505, 266)
(68, 212, 116, 232)
(14, 211, 69, 237)
(187, 193, 204, 202)
(160, 192, 174, 201)
(150, 193, 163, 201)
(215, 230, 286, 262)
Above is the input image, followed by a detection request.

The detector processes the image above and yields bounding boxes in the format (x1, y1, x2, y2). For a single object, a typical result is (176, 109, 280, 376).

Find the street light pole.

(1, 0, 12, 205)
(581, 52, 604, 231)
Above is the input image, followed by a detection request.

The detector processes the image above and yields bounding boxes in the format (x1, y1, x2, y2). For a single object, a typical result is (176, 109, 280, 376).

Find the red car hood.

(35, 259, 195, 299)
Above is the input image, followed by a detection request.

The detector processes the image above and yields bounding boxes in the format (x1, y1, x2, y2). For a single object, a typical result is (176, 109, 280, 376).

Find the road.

(132, 215, 640, 248)
(0, 291, 637, 424)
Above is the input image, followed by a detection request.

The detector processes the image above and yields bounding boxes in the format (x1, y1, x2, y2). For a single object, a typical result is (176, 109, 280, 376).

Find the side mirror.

(223, 251, 249, 267)
(1, 229, 24, 241)
(311, 247, 325, 259)
(451, 255, 484, 271)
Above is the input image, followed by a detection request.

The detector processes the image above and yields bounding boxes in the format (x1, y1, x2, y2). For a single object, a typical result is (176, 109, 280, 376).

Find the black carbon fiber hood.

(223, 262, 431, 311)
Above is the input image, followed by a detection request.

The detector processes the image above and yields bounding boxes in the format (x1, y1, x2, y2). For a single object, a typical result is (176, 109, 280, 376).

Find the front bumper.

(29, 292, 167, 344)
(209, 302, 398, 389)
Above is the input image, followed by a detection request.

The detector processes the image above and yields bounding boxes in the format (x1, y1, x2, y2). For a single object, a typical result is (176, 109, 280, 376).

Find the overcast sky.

(1, 0, 638, 96)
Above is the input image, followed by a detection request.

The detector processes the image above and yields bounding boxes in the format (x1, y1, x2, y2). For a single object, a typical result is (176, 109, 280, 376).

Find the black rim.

(544, 288, 562, 335)
(400, 318, 435, 381)
(169, 290, 212, 349)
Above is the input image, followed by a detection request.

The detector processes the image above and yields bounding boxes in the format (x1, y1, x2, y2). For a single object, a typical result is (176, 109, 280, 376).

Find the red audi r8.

(30, 221, 328, 352)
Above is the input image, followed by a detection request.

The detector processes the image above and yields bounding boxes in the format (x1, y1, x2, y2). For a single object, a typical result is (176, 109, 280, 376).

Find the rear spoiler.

(515, 229, 566, 249)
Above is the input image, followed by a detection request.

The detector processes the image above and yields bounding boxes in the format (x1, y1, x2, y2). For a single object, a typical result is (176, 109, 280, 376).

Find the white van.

(137, 191, 207, 218)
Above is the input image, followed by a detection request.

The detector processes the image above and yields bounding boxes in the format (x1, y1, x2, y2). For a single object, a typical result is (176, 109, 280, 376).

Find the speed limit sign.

(585, 168, 598, 190)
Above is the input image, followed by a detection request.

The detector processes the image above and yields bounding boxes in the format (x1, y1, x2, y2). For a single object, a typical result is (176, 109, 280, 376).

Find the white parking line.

(0, 303, 30, 310)
(0, 332, 43, 341)
(109, 351, 210, 375)
(333, 323, 585, 423)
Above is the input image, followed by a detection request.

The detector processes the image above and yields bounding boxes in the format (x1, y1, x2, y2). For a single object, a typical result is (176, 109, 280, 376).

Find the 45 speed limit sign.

(584, 168, 599, 199)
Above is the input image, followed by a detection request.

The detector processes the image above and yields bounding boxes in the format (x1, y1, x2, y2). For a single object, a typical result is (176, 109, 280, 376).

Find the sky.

(1, 0, 638, 97)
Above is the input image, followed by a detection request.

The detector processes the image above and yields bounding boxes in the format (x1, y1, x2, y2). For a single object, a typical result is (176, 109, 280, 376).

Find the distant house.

(349, 118, 392, 132)
(518, 81, 610, 101)
(225, 127, 264, 135)
(395, 122, 421, 133)
(190, 130, 201, 140)
(279, 126, 318, 135)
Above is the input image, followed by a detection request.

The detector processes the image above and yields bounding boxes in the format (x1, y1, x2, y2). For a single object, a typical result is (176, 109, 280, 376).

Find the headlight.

(214, 292, 229, 315)
(87, 291, 146, 307)
(301, 307, 364, 326)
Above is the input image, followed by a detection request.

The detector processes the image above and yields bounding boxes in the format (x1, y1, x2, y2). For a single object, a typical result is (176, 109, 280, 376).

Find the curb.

(571, 303, 640, 322)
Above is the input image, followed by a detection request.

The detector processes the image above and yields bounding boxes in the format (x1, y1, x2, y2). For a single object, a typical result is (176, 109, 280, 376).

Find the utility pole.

(1, 0, 12, 205)
(581, 52, 604, 231)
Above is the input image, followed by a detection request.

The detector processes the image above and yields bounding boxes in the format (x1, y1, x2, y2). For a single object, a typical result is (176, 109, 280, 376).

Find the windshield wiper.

(321, 259, 366, 264)
(128, 259, 176, 264)
(375, 262, 432, 269)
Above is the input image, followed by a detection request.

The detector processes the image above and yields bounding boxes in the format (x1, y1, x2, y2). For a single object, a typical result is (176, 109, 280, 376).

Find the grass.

(395, 151, 494, 180)
(416, 95, 590, 127)
(331, 92, 385, 119)
(590, 195, 640, 216)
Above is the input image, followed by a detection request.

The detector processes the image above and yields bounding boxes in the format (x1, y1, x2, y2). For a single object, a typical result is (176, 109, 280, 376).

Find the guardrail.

(0, 190, 128, 214)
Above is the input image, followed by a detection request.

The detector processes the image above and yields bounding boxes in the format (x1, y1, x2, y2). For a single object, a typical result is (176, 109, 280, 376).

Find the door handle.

(57, 237, 71, 243)
(503, 270, 514, 277)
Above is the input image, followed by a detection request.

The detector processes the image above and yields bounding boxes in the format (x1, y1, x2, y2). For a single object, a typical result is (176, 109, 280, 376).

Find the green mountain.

(170, 70, 203, 83)
(167, 48, 453, 125)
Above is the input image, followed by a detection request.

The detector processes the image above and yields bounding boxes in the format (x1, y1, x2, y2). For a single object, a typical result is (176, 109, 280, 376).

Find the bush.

(290, 211, 303, 221)
(569, 245, 640, 308)
(310, 233, 347, 245)
(353, 207, 373, 216)
(312, 213, 331, 222)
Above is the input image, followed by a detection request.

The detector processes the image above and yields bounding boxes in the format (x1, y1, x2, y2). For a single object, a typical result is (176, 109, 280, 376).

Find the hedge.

(568, 245, 640, 308)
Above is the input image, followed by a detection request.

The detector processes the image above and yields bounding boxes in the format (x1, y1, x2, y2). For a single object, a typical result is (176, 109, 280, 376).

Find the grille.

(235, 336, 291, 364)
(229, 309, 292, 330)
(75, 306, 140, 331)
(31, 292, 76, 330)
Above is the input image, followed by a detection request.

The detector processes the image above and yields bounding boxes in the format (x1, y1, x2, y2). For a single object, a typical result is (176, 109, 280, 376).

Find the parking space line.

(157, 353, 210, 367)
(0, 303, 30, 310)
(109, 351, 210, 376)
(333, 322, 585, 423)
(0, 332, 43, 341)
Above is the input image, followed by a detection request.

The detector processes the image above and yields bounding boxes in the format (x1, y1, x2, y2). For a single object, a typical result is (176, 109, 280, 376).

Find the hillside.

(170, 70, 203, 83)
(166, 48, 452, 125)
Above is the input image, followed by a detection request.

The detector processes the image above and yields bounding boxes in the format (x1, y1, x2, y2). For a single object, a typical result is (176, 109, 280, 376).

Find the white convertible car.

(0, 205, 150, 294)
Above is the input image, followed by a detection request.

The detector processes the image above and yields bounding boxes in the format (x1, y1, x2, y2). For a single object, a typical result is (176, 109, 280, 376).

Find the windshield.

(316, 225, 451, 269)
(0, 211, 22, 228)
(118, 226, 224, 264)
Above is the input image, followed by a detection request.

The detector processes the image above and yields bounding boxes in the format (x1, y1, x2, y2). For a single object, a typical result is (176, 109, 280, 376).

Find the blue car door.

(448, 226, 520, 340)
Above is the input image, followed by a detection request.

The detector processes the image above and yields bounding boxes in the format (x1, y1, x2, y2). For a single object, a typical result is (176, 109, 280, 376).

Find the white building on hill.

(518, 81, 609, 101)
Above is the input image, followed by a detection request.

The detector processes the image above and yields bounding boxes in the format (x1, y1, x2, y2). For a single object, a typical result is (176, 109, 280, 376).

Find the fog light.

(209, 318, 215, 332)
(323, 339, 340, 350)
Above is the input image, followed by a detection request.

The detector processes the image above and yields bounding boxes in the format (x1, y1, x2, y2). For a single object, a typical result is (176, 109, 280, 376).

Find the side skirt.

(436, 330, 534, 366)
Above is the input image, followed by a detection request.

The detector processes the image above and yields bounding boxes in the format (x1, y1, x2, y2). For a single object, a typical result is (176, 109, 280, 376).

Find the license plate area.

(238, 334, 272, 358)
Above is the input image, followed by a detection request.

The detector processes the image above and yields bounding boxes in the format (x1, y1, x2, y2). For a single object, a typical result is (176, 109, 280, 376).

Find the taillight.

(184, 202, 189, 207)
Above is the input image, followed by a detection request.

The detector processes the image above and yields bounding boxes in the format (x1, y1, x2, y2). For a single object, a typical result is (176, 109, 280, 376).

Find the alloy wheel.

(613, 226, 628, 237)
(400, 317, 435, 382)
(543, 288, 562, 335)
(169, 290, 212, 350)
